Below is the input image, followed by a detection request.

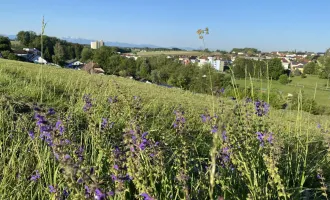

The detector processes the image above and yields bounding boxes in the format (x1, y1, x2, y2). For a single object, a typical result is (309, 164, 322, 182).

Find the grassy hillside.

(0, 59, 329, 199)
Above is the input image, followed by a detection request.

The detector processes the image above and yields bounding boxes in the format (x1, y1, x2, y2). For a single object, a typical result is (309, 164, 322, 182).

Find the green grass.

(0, 59, 329, 199)
(236, 75, 330, 106)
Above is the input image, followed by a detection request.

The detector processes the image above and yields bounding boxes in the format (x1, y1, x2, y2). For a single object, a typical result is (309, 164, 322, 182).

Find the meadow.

(236, 76, 330, 107)
(0, 59, 329, 199)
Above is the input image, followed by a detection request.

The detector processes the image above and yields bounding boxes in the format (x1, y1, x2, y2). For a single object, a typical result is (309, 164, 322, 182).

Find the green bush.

(279, 74, 289, 85)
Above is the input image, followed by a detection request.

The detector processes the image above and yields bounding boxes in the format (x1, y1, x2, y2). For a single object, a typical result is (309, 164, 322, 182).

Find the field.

(0, 59, 330, 199)
(236, 76, 330, 106)
(136, 51, 219, 57)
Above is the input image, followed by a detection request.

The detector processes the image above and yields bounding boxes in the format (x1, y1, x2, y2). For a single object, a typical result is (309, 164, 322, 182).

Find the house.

(15, 48, 47, 64)
(65, 60, 84, 68)
(281, 58, 290, 70)
(291, 61, 306, 72)
(81, 62, 105, 75)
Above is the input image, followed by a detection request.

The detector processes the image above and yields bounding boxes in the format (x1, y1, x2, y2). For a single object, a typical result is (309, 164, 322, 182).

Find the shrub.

(301, 73, 307, 78)
(279, 74, 289, 85)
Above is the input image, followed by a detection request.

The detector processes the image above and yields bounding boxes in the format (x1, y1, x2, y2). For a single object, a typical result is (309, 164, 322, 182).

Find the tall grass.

(0, 59, 329, 199)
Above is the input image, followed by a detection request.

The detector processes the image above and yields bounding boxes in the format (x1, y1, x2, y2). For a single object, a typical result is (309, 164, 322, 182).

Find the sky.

(1, 0, 330, 52)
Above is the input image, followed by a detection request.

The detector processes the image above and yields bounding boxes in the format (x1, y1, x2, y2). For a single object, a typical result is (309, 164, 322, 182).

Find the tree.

(52, 42, 65, 65)
(267, 58, 284, 80)
(303, 62, 317, 75)
(1, 50, 11, 59)
(0, 36, 11, 52)
(81, 48, 94, 62)
(279, 74, 289, 85)
(74, 45, 83, 60)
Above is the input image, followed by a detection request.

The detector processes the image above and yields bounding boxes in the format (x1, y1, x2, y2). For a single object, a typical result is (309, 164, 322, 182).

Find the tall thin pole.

(41, 16, 47, 64)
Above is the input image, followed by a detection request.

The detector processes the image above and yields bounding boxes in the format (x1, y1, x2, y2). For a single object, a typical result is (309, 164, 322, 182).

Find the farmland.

(0, 59, 329, 199)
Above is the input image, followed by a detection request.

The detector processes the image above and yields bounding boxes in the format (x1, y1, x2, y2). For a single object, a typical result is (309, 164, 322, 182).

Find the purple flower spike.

(64, 154, 71, 160)
(49, 185, 56, 193)
(141, 193, 154, 200)
(101, 118, 108, 130)
(107, 191, 114, 196)
(94, 188, 106, 200)
(142, 132, 148, 139)
(267, 132, 274, 144)
(28, 130, 35, 140)
(211, 126, 218, 133)
(47, 108, 56, 115)
(85, 185, 91, 195)
(30, 170, 41, 182)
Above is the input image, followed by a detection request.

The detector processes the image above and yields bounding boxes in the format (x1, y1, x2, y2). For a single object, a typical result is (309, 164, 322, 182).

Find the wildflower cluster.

(256, 131, 274, 147)
(255, 100, 270, 116)
(200, 110, 219, 134)
(173, 110, 186, 130)
(83, 94, 93, 112)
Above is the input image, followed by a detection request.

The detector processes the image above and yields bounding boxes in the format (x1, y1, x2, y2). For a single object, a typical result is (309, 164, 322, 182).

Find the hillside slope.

(0, 59, 329, 199)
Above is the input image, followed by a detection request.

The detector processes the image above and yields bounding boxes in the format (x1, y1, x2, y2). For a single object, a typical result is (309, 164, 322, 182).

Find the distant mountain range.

(61, 37, 196, 50)
(1, 34, 16, 40)
(1, 34, 195, 50)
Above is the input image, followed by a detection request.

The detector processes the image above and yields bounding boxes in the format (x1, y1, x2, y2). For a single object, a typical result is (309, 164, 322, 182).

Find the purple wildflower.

(83, 94, 93, 112)
(90, 167, 95, 175)
(111, 174, 117, 181)
(139, 142, 147, 151)
(101, 118, 108, 130)
(255, 100, 270, 116)
(28, 130, 35, 140)
(30, 170, 41, 182)
(85, 185, 91, 195)
(107, 191, 114, 196)
(220, 88, 225, 93)
(222, 131, 227, 141)
(142, 132, 148, 139)
(114, 165, 119, 170)
(141, 193, 154, 200)
(49, 185, 56, 193)
(47, 108, 56, 115)
(267, 132, 274, 144)
(64, 154, 71, 160)
(211, 126, 218, 133)
(63, 189, 69, 198)
(317, 124, 321, 129)
(256, 132, 264, 146)
(94, 188, 106, 200)
(108, 96, 118, 104)
(77, 178, 83, 184)
(55, 120, 65, 135)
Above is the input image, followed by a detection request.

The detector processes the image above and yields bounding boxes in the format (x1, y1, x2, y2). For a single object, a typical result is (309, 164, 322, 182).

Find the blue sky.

(1, 0, 329, 52)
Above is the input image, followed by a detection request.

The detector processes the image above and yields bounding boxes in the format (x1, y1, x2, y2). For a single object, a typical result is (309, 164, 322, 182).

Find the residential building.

(15, 48, 47, 64)
(65, 60, 84, 68)
(281, 58, 290, 70)
(91, 40, 104, 49)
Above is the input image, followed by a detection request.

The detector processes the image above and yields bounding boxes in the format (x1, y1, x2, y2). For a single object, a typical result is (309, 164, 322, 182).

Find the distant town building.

(91, 40, 104, 49)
